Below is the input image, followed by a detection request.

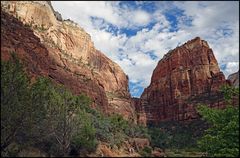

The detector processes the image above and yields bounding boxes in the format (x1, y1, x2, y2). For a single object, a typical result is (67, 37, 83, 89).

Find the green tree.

(148, 127, 169, 149)
(197, 86, 239, 157)
(93, 113, 112, 143)
(71, 111, 97, 155)
(1, 53, 150, 156)
(1, 54, 31, 153)
(30, 77, 94, 156)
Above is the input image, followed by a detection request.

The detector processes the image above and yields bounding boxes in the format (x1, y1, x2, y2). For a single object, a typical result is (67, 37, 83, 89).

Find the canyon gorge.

(1, 1, 136, 122)
(1, 1, 238, 127)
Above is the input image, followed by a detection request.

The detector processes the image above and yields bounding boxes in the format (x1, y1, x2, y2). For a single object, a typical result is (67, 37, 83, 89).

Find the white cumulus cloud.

(51, 1, 239, 97)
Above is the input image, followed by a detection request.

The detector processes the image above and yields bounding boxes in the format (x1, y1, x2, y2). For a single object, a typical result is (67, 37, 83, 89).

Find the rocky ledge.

(134, 37, 230, 125)
(1, 1, 136, 121)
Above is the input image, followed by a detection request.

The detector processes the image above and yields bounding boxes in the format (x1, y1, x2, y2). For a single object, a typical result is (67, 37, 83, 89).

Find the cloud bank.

(52, 1, 239, 97)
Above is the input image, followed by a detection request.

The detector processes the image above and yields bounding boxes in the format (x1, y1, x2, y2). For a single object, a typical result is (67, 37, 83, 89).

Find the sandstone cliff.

(228, 71, 239, 88)
(1, 1, 136, 121)
(135, 37, 229, 125)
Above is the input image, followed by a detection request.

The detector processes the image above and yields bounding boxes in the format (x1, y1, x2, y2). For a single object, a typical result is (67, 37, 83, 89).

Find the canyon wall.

(228, 71, 239, 88)
(134, 37, 230, 125)
(1, 1, 136, 121)
(1, 1, 237, 126)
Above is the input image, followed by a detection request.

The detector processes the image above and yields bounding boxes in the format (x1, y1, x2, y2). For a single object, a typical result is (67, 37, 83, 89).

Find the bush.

(139, 146, 152, 157)
(71, 111, 98, 154)
(125, 123, 150, 139)
(1, 54, 98, 156)
(148, 119, 207, 150)
(197, 86, 239, 157)
(94, 115, 112, 142)
(1, 53, 151, 156)
(1, 53, 31, 154)
(148, 127, 169, 149)
(92, 111, 150, 149)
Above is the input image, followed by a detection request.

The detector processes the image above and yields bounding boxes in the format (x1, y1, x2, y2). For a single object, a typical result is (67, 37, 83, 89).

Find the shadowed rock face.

(1, 1, 136, 121)
(134, 37, 229, 125)
(228, 71, 239, 88)
(2, 1, 237, 126)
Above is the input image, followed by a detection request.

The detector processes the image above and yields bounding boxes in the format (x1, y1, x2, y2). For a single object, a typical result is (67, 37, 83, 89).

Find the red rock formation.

(1, 10, 108, 111)
(1, 1, 135, 121)
(129, 138, 150, 151)
(132, 98, 147, 126)
(137, 37, 229, 125)
(228, 71, 239, 88)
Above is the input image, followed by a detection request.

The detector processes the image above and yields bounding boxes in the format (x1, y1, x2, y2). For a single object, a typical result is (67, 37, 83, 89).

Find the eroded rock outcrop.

(228, 71, 239, 88)
(1, 1, 135, 121)
(135, 37, 229, 125)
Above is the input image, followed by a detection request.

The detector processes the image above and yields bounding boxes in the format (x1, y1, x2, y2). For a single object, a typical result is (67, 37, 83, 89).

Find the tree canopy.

(1, 53, 149, 157)
(197, 86, 239, 157)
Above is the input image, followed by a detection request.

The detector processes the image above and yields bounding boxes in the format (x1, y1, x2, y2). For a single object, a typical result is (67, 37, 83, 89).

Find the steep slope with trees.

(1, 1, 136, 121)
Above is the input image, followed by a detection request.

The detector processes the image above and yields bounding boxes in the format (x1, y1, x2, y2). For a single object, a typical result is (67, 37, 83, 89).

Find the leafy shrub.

(139, 146, 152, 157)
(1, 53, 31, 154)
(148, 127, 169, 149)
(148, 119, 207, 150)
(1, 53, 150, 156)
(197, 86, 239, 157)
(71, 111, 98, 155)
(1, 53, 97, 156)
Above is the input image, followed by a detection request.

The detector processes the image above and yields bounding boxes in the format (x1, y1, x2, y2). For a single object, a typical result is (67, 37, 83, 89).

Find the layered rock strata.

(228, 71, 239, 88)
(135, 37, 229, 125)
(1, 1, 136, 121)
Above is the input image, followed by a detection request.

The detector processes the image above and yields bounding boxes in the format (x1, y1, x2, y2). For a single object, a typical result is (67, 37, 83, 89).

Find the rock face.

(129, 138, 150, 151)
(135, 37, 228, 125)
(228, 71, 239, 88)
(132, 98, 147, 126)
(1, 1, 136, 121)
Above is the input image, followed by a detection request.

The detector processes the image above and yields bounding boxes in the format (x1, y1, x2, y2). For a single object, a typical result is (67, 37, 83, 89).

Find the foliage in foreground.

(1, 54, 97, 156)
(147, 86, 239, 157)
(197, 86, 239, 157)
(1, 53, 149, 157)
(148, 119, 208, 150)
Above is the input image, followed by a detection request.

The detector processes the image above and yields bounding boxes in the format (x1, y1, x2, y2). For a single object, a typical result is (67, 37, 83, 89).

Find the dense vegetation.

(1, 53, 239, 157)
(197, 86, 239, 157)
(147, 85, 239, 157)
(148, 120, 208, 150)
(1, 53, 149, 157)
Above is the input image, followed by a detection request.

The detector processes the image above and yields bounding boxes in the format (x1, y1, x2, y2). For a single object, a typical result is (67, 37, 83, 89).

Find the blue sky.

(52, 1, 239, 97)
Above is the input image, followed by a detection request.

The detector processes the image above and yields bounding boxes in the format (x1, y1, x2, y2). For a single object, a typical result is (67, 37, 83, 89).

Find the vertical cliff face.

(1, 1, 136, 121)
(228, 71, 239, 88)
(136, 37, 228, 125)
